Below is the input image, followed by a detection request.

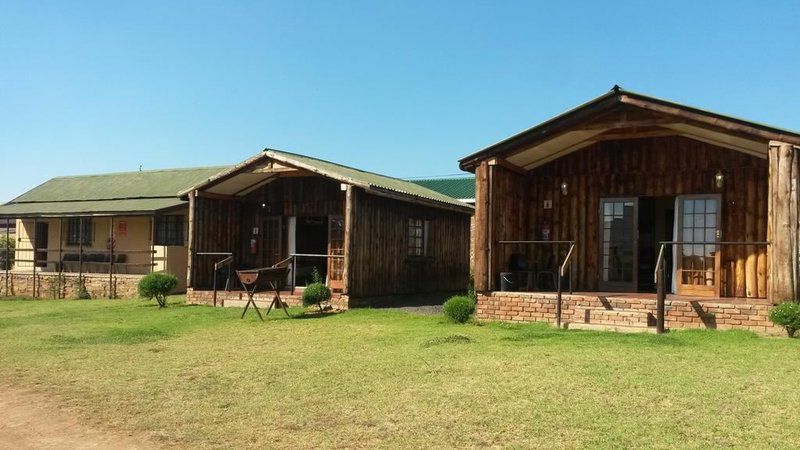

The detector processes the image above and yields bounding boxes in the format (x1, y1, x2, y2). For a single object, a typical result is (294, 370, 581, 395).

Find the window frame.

(66, 217, 93, 246)
(154, 215, 185, 247)
(407, 218, 429, 258)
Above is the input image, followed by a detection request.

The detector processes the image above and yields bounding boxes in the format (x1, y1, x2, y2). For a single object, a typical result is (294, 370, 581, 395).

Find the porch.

(477, 290, 782, 335)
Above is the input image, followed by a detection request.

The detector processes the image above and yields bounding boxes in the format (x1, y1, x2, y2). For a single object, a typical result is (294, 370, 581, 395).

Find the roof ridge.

(266, 148, 424, 184)
(49, 165, 231, 180)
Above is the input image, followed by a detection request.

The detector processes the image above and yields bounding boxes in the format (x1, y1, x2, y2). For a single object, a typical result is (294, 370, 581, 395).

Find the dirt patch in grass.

(0, 383, 160, 449)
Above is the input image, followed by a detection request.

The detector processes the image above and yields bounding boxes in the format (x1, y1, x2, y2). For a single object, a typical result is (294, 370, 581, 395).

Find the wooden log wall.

(348, 188, 471, 299)
(191, 196, 242, 289)
(767, 141, 800, 302)
(484, 135, 769, 297)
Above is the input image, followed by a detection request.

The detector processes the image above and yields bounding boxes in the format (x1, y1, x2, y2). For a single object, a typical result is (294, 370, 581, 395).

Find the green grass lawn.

(0, 298, 799, 448)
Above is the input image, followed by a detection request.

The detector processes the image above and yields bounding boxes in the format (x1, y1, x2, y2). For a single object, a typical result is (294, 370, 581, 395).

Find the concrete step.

(573, 307, 653, 327)
(563, 322, 657, 334)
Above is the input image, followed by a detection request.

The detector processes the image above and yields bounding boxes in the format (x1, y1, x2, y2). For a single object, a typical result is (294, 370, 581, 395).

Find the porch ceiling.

(505, 122, 769, 171)
(460, 86, 800, 172)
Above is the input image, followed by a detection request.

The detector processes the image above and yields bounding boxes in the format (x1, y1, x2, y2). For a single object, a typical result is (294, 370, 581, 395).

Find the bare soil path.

(0, 384, 159, 450)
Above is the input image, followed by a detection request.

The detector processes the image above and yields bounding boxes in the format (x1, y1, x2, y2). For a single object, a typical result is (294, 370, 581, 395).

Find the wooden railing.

(653, 241, 771, 334)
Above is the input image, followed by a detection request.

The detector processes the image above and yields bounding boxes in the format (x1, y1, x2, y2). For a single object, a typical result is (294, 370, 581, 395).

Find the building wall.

(13, 210, 190, 294)
(476, 136, 768, 297)
(347, 188, 471, 299)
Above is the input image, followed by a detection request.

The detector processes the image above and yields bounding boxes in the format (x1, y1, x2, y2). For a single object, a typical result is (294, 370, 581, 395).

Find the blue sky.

(1, 1, 799, 201)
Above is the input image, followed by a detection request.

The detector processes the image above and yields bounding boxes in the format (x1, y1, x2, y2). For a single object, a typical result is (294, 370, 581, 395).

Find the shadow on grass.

(48, 326, 172, 347)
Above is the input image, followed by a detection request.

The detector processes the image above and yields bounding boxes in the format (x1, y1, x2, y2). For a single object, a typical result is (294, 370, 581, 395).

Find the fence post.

(32, 218, 37, 298)
(108, 217, 114, 299)
(4, 218, 9, 297)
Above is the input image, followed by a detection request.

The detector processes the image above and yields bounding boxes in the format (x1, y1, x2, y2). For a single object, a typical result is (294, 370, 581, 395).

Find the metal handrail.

(497, 240, 576, 328)
(196, 252, 234, 307)
(652, 240, 771, 334)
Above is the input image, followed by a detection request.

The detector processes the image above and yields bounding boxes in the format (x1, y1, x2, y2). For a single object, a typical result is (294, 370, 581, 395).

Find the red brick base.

(477, 292, 783, 336)
(186, 288, 349, 310)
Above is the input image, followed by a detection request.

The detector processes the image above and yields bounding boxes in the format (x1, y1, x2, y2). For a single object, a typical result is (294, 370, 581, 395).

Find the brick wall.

(186, 288, 349, 310)
(0, 272, 143, 299)
(477, 292, 783, 336)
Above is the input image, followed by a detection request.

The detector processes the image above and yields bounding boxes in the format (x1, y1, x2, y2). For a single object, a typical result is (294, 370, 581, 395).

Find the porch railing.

(653, 241, 771, 334)
(497, 240, 576, 328)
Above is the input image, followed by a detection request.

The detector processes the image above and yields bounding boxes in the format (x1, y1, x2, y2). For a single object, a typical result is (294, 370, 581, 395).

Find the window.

(407, 218, 428, 257)
(66, 218, 92, 246)
(154, 215, 184, 246)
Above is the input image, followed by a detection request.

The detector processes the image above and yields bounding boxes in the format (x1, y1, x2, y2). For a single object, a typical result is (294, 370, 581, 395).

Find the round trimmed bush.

(769, 302, 800, 337)
(302, 282, 332, 307)
(138, 272, 178, 308)
(443, 295, 475, 323)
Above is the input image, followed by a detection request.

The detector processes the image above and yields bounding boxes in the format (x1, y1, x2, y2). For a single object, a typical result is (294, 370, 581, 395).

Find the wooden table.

(235, 266, 291, 320)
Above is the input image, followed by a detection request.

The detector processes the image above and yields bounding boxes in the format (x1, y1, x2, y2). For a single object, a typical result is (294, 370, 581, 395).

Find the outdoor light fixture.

(714, 170, 724, 189)
(560, 181, 568, 196)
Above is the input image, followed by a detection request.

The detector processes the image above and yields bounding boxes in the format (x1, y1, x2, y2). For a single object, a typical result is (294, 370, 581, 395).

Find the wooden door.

(327, 215, 344, 291)
(262, 217, 282, 267)
(676, 195, 721, 297)
(598, 198, 638, 292)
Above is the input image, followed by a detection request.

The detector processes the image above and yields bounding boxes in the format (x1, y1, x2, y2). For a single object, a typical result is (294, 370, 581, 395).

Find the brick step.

(563, 322, 657, 334)
(572, 307, 653, 327)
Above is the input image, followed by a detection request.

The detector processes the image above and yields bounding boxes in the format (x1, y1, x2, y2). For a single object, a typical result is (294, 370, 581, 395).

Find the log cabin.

(459, 87, 800, 334)
(183, 149, 473, 308)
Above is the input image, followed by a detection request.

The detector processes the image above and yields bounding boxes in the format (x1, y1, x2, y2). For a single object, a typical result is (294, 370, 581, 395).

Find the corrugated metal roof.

(0, 198, 188, 217)
(0, 166, 228, 217)
(409, 177, 475, 201)
(184, 149, 474, 213)
(267, 150, 472, 210)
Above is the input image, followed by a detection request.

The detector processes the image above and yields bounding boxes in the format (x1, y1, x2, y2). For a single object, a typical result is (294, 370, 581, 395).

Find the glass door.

(599, 198, 638, 291)
(676, 195, 721, 297)
(327, 215, 345, 291)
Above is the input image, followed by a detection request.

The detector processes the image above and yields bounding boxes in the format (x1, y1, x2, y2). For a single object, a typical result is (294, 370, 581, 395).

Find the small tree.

(769, 302, 800, 338)
(138, 273, 178, 308)
(0, 235, 14, 270)
(302, 267, 332, 310)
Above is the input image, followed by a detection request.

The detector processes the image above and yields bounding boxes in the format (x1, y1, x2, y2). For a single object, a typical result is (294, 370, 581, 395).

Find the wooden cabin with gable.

(183, 149, 473, 307)
(459, 87, 800, 334)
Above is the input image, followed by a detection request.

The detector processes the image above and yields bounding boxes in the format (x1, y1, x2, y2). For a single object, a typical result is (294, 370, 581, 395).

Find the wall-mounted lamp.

(714, 170, 724, 189)
(560, 181, 568, 196)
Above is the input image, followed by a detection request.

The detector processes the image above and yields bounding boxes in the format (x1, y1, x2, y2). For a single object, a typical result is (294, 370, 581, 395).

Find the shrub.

(76, 279, 91, 299)
(769, 302, 800, 337)
(443, 295, 475, 324)
(302, 283, 332, 307)
(0, 235, 14, 270)
(138, 272, 178, 308)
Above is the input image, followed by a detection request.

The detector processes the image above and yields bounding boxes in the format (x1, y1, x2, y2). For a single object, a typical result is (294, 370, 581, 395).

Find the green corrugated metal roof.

(266, 150, 473, 211)
(185, 149, 473, 212)
(409, 177, 475, 201)
(0, 166, 228, 217)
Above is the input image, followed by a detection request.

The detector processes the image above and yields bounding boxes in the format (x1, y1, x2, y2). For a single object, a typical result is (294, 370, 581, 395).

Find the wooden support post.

(342, 185, 355, 295)
(109, 217, 114, 298)
(58, 218, 63, 299)
(186, 192, 196, 288)
(78, 217, 84, 291)
(32, 218, 37, 298)
(474, 161, 490, 292)
(767, 141, 800, 303)
(149, 216, 155, 273)
(4, 218, 9, 296)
